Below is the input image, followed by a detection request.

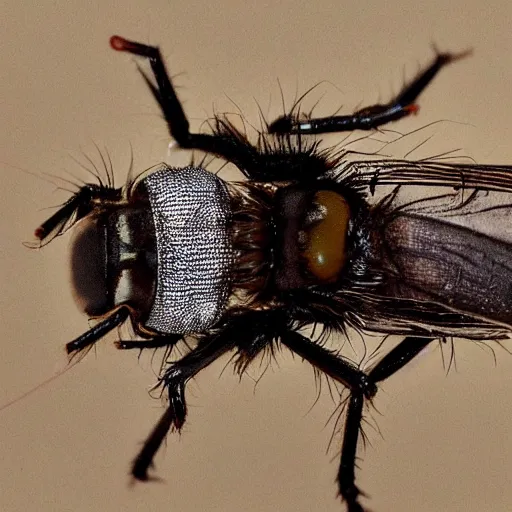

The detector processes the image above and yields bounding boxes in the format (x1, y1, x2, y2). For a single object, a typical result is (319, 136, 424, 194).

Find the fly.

(31, 35, 512, 512)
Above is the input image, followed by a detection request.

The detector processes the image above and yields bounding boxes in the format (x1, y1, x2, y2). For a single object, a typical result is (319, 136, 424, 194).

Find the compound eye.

(303, 190, 351, 283)
(70, 217, 109, 316)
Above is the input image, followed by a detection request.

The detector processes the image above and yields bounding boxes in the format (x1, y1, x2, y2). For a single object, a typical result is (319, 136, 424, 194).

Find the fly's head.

(35, 165, 234, 338)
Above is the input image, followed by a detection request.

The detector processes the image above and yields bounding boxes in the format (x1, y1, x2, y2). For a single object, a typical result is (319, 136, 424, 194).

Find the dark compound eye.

(70, 216, 108, 317)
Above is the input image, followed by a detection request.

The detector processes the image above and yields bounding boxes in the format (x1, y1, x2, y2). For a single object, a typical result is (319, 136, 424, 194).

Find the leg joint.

(357, 373, 377, 400)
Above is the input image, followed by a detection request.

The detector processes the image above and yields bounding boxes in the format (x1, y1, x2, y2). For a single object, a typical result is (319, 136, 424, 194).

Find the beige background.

(2, 1, 512, 511)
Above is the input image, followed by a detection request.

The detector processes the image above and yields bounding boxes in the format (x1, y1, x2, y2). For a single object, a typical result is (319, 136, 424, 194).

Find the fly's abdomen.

(381, 214, 512, 324)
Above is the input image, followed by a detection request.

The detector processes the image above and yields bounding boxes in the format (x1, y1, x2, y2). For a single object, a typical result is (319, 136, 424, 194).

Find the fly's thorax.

(272, 185, 354, 290)
(227, 180, 367, 308)
(226, 181, 279, 307)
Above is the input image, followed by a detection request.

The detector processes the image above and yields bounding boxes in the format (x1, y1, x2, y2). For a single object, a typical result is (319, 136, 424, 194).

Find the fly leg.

(279, 330, 376, 512)
(268, 49, 471, 134)
(65, 313, 183, 356)
(131, 310, 292, 480)
(110, 36, 259, 171)
(339, 336, 435, 511)
(34, 184, 122, 244)
(66, 307, 130, 355)
(280, 331, 434, 512)
(115, 334, 182, 350)
(110, 35, 350, 181)
(131, 327, 237, 480)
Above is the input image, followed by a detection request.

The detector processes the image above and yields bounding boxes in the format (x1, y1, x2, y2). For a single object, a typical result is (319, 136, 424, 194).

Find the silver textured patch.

(144, 165, 232, 334)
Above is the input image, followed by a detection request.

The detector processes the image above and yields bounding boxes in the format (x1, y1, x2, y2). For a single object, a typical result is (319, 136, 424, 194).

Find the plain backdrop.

(2, 1, 512, 511)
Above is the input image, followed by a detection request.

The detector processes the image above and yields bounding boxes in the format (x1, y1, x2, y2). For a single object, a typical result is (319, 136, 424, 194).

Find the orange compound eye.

(303, 190, 351, 283)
